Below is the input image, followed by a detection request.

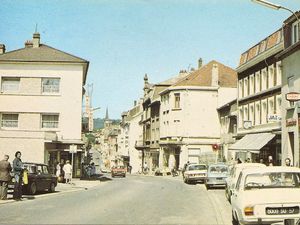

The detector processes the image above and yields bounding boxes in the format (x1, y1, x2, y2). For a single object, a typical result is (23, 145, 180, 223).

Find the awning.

(229, 133, 275, 152)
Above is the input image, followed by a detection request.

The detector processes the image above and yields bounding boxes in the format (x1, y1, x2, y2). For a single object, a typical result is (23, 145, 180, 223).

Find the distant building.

(217, 99, 237, 162)
(0, 33, 89, 176)
(231, 29, 283, 164)
(277, 11, 300, 166)
(159, 60, 237, 169)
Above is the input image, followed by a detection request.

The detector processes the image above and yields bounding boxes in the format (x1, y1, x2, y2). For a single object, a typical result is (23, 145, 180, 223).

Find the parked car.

(9, 162, 58, 195)
(205, 163, 228, 189)
(111, 166, 126, 178)
(183, 164, 207, 184)
(231, 166, 300, 225)
(225, 163, 266, 203)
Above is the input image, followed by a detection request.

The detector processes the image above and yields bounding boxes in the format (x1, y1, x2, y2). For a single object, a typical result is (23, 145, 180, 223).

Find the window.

(276, 61, 282, 86)
(249, 74, 254, 95)
(41, 114, 59, 128)
(292, 21, 300, 45)
(244, 77, 249, 97)
(268, 97, 275, 123)
(1, 77, 20, 93)
(174, 93, 180, 108)
(249, 103, 254, 125)
(261, 69, 268, 91)
(243, 105, 249, 121)
(261, 100, 267, 124)
(255, 72, 261, 93)
(268, 65, 275, 88)
(276, 95, 282, 115)
(255, 102, 261, 125)
(288, 76, 294, 90)
(42, 78, 60, 93)
(239, 80, 243, 98)
(1, 114, 18, 128)
(238, 107, 243, 128)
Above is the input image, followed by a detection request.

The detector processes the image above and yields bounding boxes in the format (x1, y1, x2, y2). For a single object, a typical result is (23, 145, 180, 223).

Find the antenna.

(35, 23, 38, 33)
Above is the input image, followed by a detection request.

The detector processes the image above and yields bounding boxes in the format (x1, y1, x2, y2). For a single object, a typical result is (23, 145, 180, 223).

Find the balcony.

(135, 140, 149, 150)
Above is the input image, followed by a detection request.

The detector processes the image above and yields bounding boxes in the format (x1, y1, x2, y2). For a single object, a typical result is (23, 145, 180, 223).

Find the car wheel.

(48, 182, 55, 193)
(232, 211, 240, 225)
(29, 182, 37, 195)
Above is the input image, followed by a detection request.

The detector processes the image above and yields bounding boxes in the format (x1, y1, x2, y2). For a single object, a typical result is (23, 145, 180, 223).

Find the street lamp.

(251, 0, 299, 21)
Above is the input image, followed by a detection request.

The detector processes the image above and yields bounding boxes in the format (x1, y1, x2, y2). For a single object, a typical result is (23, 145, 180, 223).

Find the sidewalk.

(0, 178, 103, 205)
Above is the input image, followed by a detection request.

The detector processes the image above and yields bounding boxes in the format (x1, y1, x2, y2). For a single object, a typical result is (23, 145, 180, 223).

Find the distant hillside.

(93, 118, 121, 129)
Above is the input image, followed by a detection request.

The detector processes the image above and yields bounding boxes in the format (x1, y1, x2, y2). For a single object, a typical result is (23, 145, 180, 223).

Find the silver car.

(205, 163, 228, 189)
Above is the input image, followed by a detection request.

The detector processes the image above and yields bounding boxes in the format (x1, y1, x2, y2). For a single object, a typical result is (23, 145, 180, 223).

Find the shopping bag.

(23, 170, 28, 185)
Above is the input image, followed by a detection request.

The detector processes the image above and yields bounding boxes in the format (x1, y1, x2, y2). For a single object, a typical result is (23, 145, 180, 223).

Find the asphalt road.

(0, 175, 232, 224)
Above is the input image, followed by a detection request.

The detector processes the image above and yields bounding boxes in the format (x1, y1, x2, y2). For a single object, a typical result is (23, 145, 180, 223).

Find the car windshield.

(209, 165, 228, 173)
(244, 172, 300, 189)
(188, 165, 206, 171)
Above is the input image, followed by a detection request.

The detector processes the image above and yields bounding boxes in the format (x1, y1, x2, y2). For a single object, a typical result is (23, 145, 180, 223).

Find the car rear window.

(209, 166, 228, 173)
(188, 165, 206, 171)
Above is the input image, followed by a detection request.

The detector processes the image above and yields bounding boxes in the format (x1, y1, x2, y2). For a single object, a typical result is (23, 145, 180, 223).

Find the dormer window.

(292, 21, 300, 45)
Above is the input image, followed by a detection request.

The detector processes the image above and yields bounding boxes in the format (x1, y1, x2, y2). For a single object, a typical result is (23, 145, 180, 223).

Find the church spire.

(105, 107, 109, 120)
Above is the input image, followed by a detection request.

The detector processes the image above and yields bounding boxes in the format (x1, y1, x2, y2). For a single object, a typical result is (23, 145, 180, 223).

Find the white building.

(231, 29, 283, 165)
(0, 33, 89, 176)
(159, 60, 237, 169)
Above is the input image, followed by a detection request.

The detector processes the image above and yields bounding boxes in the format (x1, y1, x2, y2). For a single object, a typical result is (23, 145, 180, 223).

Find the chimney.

(143, 73, 149, 95)
(25, 40, 33, 48)
(32, 32, 40, 48)
(0, 44, 5, 54)
(198, 58, 203, 69)
(134, 100, 137, 106)
(211, 63, 219, 87)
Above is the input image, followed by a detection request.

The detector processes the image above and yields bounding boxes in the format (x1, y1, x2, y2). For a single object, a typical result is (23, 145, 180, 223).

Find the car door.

(231, 172, 243, 221)
(35, 165, 44, 191)
(42, 165, 51, 190)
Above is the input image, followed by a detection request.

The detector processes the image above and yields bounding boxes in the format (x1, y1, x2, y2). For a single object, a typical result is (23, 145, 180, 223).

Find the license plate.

(266, 207, 299, 215)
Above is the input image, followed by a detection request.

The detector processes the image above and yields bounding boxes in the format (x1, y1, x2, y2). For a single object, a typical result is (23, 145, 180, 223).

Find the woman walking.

(13, 151, 23, 200)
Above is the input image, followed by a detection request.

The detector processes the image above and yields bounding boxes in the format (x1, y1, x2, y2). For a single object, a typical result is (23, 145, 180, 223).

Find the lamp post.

(251, 0, 299, 21)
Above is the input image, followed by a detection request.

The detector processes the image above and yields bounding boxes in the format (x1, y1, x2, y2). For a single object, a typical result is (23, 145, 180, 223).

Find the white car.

(225, 163, 266, 203)
(231, 166, 300, 225)
(183, 164, 207, 184)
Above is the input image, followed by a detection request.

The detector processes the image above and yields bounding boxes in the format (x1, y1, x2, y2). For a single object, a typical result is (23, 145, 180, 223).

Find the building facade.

(278, 12, 300, 167)
(231, 29, 283, 165)
(159, 60, 237, 170)
(0, 33, 89, 176)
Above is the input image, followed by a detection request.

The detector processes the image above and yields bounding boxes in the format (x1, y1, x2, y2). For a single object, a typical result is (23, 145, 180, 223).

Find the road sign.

(69, 144, 77, 153)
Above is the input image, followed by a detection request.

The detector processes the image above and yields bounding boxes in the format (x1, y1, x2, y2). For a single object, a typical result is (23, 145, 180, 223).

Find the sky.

(1, 0, 299, 119)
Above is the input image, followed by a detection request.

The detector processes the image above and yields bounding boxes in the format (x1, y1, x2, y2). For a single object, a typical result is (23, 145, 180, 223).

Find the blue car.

(205, 163, 228, 189)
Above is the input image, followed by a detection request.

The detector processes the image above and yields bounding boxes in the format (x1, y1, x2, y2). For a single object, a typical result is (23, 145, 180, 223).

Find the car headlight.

(244, 206, 254, 216)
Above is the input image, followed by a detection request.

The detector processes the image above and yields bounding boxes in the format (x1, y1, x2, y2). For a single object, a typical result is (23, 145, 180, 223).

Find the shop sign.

(286, 92, 300, 102)
(286, 118, 297, 127)
(268, 114, 282, 122)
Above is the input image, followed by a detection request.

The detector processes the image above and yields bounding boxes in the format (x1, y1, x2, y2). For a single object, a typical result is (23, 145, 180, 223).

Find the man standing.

(63, 160, 72, 184)
(0, 155, 12, 200)
(13, 151, 23, 200)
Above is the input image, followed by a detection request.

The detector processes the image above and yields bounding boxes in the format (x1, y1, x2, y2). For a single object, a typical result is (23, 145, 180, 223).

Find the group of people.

(56, 160, 73, 184)
(0, 151, 24, 201)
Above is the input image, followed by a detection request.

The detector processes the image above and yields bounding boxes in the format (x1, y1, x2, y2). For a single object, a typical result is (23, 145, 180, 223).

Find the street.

(0, 175, 232, 224)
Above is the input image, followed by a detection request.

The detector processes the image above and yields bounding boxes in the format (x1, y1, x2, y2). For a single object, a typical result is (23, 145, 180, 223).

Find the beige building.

(231, 29, 283, 165)
(277, 12, 300, 166)
(0, 33, 89, 176)
(159, 60, 237, 170)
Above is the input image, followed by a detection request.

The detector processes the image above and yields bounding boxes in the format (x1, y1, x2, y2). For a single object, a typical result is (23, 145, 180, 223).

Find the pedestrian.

(0, 155, 12, 200)
(285, 158, 292, 167)
(90, 163, 96, 177)
(128, 165, 132, 174)
(259, 158, 264, 164)
(63, 160, 72, 184)
(56, 162, 61, 177)
(13, 151, 23, 200)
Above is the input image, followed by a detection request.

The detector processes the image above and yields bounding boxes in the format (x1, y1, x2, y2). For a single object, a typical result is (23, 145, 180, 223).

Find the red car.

(111, 166, 126, 178)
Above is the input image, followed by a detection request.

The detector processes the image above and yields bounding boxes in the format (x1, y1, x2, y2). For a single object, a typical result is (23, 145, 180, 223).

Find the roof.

(238, 29, 283, 67)
(242, 166, 300, 175)
(0, 44, 88, 63)
(0, 43, 89, 84)
(158, 72, 189, 86)
(172, 60, 237, 88)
